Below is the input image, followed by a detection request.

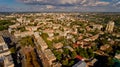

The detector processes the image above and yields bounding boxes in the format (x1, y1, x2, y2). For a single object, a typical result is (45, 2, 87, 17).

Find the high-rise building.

(0, 36, 14, 67)
(106, 21, 115, 33)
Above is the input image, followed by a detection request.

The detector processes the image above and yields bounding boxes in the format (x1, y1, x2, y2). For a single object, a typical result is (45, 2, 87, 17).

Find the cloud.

(112, 1, 120, 8)
(95, 1, 110, 6)
(46, 5, 55, 9)
(0, 0, 119, 12)
(17, 0, 110, 7)
(15, 0, 120, 12)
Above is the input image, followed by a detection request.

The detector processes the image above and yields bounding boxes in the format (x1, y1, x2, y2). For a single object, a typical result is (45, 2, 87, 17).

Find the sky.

(0, 0, 120, 12)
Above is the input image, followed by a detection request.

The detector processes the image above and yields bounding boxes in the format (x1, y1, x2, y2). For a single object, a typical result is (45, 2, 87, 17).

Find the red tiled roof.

(73, 43, 80, 48)
(76, 55, 83, 60)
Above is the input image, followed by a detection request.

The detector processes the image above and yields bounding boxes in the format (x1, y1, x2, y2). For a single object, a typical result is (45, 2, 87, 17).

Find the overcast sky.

(0, 0, 120, 12)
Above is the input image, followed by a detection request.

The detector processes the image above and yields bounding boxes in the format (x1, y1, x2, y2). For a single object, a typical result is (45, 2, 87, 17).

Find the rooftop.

(53, 43, 63, 49)
(44, 49, 56, 62)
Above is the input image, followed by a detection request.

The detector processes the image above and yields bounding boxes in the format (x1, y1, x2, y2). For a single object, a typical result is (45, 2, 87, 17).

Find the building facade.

(106, 21, 115, 33)
(0, 36, 14, 67)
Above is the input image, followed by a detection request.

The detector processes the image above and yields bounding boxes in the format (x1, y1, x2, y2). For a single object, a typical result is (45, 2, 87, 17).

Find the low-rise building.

(53, 42, 63, 49)
(64, 46, 74, 52)
(115, 54, 120, 59)
(14, 31, 34, 38)
(9, 23, 20, 29)
(100, 44, 110, 51)
(25, 26, 39, 31)
(88, 58, 98, 66)
(92, 24, 103, 30)
(47, 37, 54, 41)
(52, 62, 62, 67)
(84, 34, 99, 41)
(43, 29, 54, 37)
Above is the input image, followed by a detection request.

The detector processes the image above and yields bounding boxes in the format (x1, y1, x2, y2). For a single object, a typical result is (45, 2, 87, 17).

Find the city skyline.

(0, 0, 120, 12)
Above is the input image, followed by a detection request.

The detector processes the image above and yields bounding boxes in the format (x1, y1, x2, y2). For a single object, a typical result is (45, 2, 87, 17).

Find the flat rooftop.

(44, 49, 56, 61)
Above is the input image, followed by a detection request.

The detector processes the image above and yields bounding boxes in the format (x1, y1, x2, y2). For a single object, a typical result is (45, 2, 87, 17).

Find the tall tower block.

(106, 21, 115, 33)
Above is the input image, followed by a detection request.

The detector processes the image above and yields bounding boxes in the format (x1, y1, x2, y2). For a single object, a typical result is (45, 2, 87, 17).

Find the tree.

(10, 47, 16, 54)
(17, 26, 26, 32)
(62, 59, 68, 66)
(68, 60, 74, 66)
(53, 50, 62, 61)
(20, 36, 35, 47)
(116, 50, 120, 54)
(62, 59, 74, 66)
(0, 20, 14, 31)
(114, 18, 120, 26)
(91, 46, 98, 51)
(104, 17, 111, 23)
(83, 49, 89, 58)
(87, 48, 94, 58)
(63, 48, 70, 55)
(70, 51, 77, 59)
(106, 57, 114, 67)
(54, 33, 59, 36)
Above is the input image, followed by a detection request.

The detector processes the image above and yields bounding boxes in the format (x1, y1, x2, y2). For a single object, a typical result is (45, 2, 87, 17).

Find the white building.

(9, 23, 20, 29)
(14, 31, 34, 38)
(44, 49, 56, 65)
(25, 26, 38, 31)
(106, 21, 115, 33)
(34, 32, 48, 51)
(34, 32, 56, 65)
